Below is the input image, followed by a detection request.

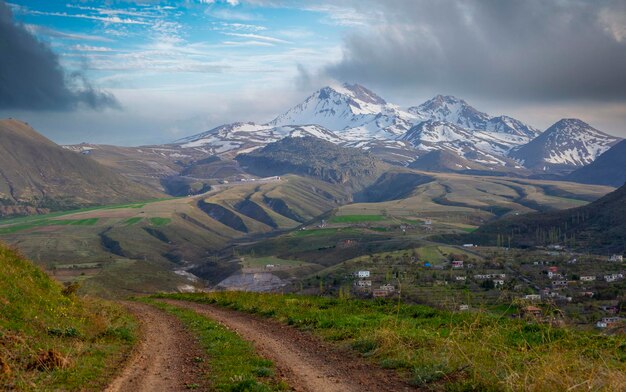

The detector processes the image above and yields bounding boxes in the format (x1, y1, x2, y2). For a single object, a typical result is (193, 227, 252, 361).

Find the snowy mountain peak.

(409, 95, 490, 130)
(552, 118, 594, 132)
(335, 83, 387, 105)
(510, 118, 622, 170)
(268, 83, 413, 138)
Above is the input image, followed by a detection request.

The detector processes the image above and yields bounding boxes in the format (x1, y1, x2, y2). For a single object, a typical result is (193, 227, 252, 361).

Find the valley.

(0, 163, 613, 301)
(3, 1, 626, 389)
(1, 83, 624, 346)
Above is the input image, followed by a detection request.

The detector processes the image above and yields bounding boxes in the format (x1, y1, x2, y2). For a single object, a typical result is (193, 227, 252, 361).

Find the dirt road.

(161, 299, 415, 392)
(105, 302, 207, 392)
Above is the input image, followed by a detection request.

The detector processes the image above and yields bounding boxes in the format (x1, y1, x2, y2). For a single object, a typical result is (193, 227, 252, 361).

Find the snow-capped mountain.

(401, 120, 523, 167)
(409, 95, 540, 139)
(269, 83, 416, 139)
(175, 122, 342, 155)
(172, 84, 619, 174)
(409, 95, 491, 130)
(510, 119, 622, 171)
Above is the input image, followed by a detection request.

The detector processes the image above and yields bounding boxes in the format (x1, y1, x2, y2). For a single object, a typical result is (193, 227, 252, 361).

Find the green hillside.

(0, 243, 135, 390)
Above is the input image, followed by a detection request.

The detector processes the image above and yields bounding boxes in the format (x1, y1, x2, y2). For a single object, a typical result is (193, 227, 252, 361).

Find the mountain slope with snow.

(565, 140, 626, 187)
(171, 84, 619, 175)
(509, 119, 621, 171)
(175, 122, 343, 155)
(409, 95, 540, 139)
(401, 120, 526, 168)
(269, 83, 416, 139)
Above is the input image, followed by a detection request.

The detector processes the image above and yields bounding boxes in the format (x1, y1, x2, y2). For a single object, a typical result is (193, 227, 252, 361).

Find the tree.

(480, 280, 495, 290)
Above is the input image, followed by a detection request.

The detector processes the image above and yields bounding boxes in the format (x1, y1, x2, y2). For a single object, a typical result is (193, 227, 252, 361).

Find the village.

(339, 247, 626, 332)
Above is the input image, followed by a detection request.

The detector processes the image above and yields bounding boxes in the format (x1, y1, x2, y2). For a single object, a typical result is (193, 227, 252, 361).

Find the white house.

(354, 280, 372, 287)
(609, 255, 624, 262)
(493, 279, 505, 287)
(597, 317, 623, 328)
(604, 274, 624, 282)
(459, 304, 470, 311)
(524, 294, 542, 302)
(455, 276, 467, 281)
(580, 275, 596, 282)
(356, 270, 370, 278)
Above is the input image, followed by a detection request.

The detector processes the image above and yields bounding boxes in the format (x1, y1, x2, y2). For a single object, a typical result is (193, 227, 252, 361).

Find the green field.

(156, 292, 626, 391)
(0, 218, 100, 234)
(149, 217, 172, 226)
(330, 214, 386, 223)
(124, 217, 143, 226)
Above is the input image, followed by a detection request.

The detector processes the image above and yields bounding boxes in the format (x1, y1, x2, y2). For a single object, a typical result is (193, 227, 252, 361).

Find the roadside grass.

(156, 292, 626, 391)
(149, 217, 171, 226)
(0, 244, 136, 390)
(330, 215, 386, 223)
(139, 298, 288, 391)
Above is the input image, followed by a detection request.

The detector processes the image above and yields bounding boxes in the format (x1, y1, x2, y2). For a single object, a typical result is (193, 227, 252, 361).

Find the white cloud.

(206, 8, 261, 21)
(222, 40, 274, 47)
(70, 44, 113, 52)
(24, 24, 115, 42)
(222, 32, 290, 44)
(27, 9, 150, 25)
(211, 22, 267, 32)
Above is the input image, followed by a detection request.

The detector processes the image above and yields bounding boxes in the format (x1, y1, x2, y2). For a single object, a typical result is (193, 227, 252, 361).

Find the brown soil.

(161, 299, 417, 392)
(105, 302, 208, 392)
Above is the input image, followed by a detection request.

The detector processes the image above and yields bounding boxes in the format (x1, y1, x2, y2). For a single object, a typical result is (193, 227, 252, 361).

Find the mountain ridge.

(510, 118, 621, 171)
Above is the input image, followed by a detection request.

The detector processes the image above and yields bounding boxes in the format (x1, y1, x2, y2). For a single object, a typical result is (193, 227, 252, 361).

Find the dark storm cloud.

(325, 0, 626, 102)
(0, 1, 118, 110)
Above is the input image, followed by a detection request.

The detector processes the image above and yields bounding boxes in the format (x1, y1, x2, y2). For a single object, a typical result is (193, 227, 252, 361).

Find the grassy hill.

(463, 183, 626, 252)
(0, 242, 135, 389)
(236, 137, 386, 189)
(0, 119, 161, 217)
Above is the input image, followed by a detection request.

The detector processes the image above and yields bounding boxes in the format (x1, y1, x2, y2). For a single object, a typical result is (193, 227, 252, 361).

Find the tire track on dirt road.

(160, 299, 416, 392)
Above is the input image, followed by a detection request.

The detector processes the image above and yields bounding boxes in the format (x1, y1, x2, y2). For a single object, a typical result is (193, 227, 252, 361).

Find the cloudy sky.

(1, 0, 625, 145)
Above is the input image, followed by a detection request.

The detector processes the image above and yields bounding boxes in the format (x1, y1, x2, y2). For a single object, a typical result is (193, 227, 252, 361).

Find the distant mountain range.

(0, 119, 161, 216)
(174, 83, 621, 173)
